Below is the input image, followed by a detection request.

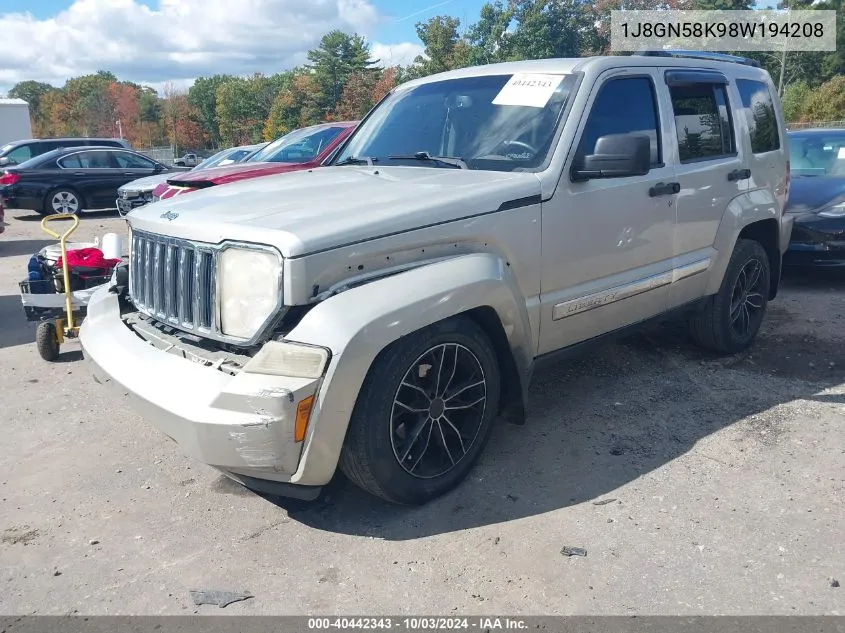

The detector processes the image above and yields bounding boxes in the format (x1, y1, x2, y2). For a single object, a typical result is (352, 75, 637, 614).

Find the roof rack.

(634, 50, 761, 68)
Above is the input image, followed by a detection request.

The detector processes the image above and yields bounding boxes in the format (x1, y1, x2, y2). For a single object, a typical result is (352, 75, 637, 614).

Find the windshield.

(788, 132, 845, 177)
(334, 73, 576, 172)
(192, 147, 254, 171)
(247, 126, 346, 163)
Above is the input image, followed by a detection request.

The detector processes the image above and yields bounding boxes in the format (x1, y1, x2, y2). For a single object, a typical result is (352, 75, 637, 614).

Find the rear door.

(662, 69, 748, 308)
(57, 150, 119, 208)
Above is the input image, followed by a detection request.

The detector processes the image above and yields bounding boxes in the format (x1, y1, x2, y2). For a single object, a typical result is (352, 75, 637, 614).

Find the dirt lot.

(0, 209, 843, 616)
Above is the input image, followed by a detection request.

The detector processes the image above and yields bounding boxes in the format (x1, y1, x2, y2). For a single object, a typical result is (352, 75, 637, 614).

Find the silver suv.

(81, 51, 792, 505)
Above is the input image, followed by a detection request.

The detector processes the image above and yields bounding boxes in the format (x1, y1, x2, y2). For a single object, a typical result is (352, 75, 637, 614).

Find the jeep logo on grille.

(160, 210, 179, 221)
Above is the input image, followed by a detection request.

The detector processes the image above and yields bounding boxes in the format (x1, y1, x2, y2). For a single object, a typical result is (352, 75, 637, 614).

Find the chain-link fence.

(135, 146, 176, 165)
(787, 120, 845, 130)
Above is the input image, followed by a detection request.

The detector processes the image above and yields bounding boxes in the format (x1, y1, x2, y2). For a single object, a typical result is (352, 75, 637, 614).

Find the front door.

(539, 70, 678, 354)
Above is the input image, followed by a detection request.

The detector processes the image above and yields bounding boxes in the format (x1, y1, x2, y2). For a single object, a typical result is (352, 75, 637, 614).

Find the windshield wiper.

(387, 151, 468, 170)
(334, 155, 376, 166)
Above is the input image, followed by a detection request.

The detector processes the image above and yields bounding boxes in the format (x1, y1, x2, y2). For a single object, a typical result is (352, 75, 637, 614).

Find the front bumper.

(784, 213, 845, 267)
(80, 287, 325, 496)
(116, 194, 153, 217)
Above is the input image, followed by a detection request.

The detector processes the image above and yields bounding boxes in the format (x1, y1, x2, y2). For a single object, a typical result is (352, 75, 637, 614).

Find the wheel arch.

(44, 185, 86, 213)
(282, 252, 535, 486)
(707, 192, 785, 300)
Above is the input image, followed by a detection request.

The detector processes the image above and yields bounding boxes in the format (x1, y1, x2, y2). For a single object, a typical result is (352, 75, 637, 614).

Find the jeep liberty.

(81, 51, 792, 505)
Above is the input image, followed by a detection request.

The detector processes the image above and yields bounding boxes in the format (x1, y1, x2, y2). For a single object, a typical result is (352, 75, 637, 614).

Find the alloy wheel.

(51, 191, 79, 214)
(389, 343, 488, 479)
(729, 257, 766, 338)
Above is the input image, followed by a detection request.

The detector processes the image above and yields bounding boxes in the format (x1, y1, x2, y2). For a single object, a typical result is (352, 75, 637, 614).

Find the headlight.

(218, 247, 282, 339)
(819, 202, 845, 218)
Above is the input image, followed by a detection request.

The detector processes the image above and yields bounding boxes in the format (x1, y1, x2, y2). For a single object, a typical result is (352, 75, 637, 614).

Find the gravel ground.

(0, 209, 843, 616)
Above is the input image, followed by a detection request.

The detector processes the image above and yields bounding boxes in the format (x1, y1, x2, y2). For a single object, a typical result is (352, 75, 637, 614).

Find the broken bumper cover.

(80, 287, 324, 498)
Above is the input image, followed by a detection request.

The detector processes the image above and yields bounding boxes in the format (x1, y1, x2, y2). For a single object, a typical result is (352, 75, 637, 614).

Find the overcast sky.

(0, 0, 490, 94)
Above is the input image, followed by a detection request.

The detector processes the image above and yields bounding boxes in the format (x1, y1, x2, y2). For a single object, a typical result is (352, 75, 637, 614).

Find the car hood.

(786, 175, 845, 216)
(119, 173, 172, 193)
(129, 165, 542, 258)
(165, 160, 306, 187)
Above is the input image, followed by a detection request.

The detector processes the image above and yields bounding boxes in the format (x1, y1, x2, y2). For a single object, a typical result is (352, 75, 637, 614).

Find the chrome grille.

(129, 230, 216, 334)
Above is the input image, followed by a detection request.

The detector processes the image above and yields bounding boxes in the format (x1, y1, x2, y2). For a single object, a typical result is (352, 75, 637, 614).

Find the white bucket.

(101, 233, 123, 260)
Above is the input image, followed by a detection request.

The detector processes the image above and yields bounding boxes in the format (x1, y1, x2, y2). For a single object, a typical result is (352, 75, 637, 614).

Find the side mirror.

(571, 133, 651, 182)
(0, 157, 11, 167)
(153, 163, 164, 173)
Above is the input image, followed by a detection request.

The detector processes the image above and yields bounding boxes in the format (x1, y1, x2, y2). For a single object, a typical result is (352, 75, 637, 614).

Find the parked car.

(151, 122, 357, 201)
(784, 128, 845, 268)
(0, 201, 5, 235)
(82, 52, 791, 505)
(117, 143, 264, 216)
(0, 137, 131, 167)
(174, 153, 200, 167)
(0, 146, 178, 215)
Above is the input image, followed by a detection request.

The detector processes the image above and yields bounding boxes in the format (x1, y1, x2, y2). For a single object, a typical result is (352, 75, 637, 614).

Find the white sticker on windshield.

(838, 147, 845, 159)
(492, 73, 564, 108)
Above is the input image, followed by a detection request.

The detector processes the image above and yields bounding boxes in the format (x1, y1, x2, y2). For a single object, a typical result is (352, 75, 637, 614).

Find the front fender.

(284, 252, 535, 486)
(705, 189, 782, 297)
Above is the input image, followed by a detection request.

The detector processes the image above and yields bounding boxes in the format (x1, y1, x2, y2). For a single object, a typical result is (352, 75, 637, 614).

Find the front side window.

(249, 126, 347, 164)
(58, 150, 114, 169)
(576, 77, 661, 167)
(114, 152, 156, 169)
(737, 79, 780, 154)
(670, 83, 735, 162)
(334, 73, 577, 172)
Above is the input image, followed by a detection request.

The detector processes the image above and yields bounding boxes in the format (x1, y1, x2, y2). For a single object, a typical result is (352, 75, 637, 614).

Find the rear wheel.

(689, 238, 770, 354)
(36, 321, 60, 362)
(340, 317, 500, 505)
(43, 188, 82, 215)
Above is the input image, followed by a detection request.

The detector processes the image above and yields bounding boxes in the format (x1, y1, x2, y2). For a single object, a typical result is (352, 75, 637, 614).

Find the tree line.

(6, 0, 844, 151)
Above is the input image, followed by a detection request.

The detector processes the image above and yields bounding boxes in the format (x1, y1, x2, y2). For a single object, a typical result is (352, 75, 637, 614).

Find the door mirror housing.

(571, 133, 651, 182)
(0, 157, 11, 167)
(153, 162, 165, 173)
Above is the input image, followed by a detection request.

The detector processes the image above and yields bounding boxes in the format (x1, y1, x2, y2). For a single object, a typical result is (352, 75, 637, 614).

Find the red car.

(152, 121, 357, 201)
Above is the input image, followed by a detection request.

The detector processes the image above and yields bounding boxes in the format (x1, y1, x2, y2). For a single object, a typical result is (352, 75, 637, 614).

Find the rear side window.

(736, 79, 780, 154)
(669, 83, 735, 162)
(58, 150, 114, 169)
(577, 77, 662, 166)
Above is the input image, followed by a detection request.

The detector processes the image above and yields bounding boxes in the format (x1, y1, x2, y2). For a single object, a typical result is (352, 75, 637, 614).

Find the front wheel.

(689, 238, 771, 354)
(340, 317, 501, 505)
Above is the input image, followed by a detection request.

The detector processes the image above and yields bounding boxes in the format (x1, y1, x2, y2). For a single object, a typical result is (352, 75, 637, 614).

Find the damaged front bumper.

(80, 287, 325, 499)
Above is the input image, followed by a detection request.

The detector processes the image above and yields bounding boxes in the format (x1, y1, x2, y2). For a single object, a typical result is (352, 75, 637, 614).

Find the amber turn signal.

(295, 395, 315, 443)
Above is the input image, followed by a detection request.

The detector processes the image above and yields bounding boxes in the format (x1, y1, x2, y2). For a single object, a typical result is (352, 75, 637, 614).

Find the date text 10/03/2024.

(307, 617, 529, 630)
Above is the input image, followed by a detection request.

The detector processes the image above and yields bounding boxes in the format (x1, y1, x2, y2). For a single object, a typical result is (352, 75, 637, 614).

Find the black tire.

(42, 187, 83, 216)
(36, 322, 60, 362)
(689, 238, 771, 354)
(340, 316, 501, 505)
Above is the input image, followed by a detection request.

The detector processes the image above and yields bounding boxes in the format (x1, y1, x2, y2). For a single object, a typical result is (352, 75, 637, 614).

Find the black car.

(0, 146, 177, 215)
(0, 137, 131, 167)
(784, 128, 845, 268)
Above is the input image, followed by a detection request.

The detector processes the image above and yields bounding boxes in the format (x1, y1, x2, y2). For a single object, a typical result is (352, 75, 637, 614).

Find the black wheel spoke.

(407, 421, 434, 474)
(440, 414, 467, 455)
(745, 292, 764, 309)
(435, 420, 456, 466)
(399, 417, 432, 463)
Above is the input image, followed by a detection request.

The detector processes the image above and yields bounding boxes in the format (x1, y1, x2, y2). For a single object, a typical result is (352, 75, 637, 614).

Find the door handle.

(727, 168, 751, 181)
(74, 172, 85, 176)
(649, 182, 680, 197)
(124, 172, 134, 176)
